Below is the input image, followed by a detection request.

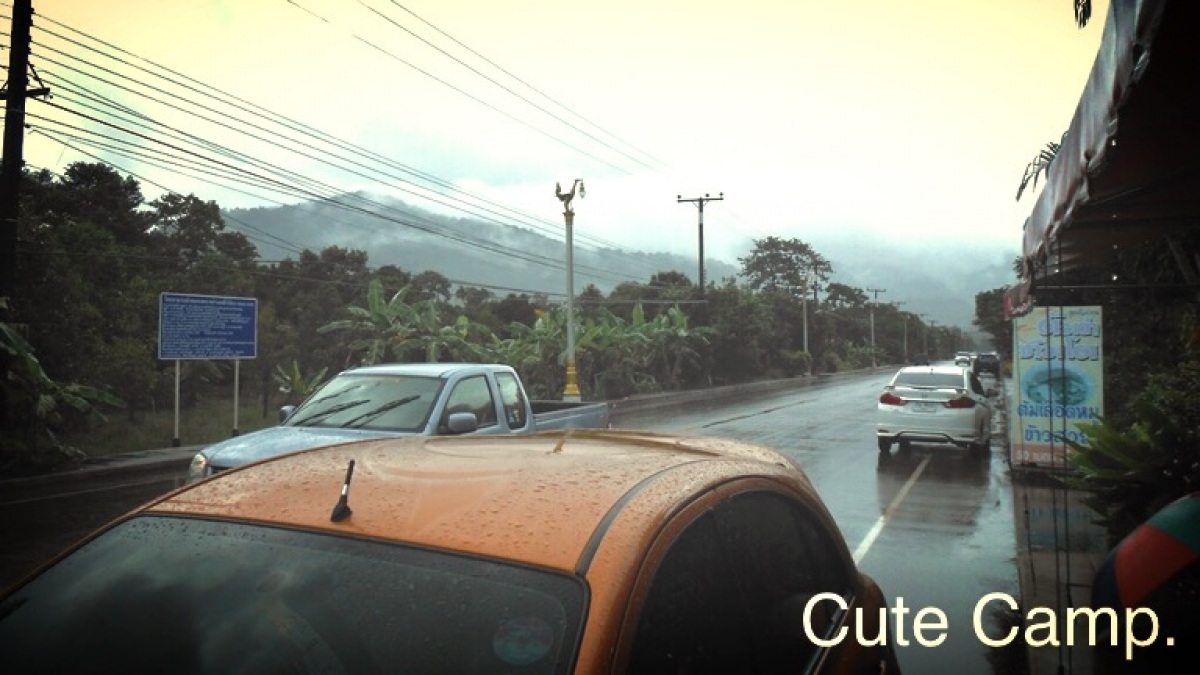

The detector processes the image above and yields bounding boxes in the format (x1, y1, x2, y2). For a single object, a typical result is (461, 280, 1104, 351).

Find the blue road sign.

(159, 293, 258, 360)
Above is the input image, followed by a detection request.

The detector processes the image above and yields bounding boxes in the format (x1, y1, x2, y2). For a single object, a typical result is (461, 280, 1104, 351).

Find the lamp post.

(555, 180, 584, 401)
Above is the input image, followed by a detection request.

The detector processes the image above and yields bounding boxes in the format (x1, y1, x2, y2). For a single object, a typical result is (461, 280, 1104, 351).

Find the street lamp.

(555, 179, 584, 402)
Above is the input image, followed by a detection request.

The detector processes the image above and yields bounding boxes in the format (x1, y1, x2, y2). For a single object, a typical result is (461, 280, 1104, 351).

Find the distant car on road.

(877, 365, 994, 457)
(0, 431, 901, 674)
(954, 351, 973, 367)
(973, 352, 1002, 377)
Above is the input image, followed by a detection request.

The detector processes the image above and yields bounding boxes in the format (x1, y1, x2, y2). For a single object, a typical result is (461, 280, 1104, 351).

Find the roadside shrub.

(780, 350, 811, 376)
(1065, 348, 1200, 542)
(819, 352, 842, 374)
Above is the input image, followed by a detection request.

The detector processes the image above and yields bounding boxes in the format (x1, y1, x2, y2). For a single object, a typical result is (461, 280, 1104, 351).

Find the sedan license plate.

(913, 401, 937, 413)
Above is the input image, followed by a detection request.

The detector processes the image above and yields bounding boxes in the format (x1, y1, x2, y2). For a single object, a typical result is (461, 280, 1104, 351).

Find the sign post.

(158, 293, 258, 446)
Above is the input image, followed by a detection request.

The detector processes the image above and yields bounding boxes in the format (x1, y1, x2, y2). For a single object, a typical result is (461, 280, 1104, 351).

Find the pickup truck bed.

(531, 400, 612, 431)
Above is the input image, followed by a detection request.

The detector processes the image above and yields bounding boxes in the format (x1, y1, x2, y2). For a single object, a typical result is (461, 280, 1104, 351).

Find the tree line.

(1, 162, 970, 475)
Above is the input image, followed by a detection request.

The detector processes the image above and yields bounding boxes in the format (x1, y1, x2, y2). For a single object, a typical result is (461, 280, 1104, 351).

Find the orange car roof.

(149, 430, 810, 572)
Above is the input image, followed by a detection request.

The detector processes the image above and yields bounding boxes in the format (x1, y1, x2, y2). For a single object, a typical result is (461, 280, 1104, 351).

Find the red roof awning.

(1020, 0, 1200, 281)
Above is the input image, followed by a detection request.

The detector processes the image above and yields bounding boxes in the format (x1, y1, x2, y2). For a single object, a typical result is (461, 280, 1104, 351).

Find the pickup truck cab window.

(495, 371, 529, 430)
(441, 375, 499, 431)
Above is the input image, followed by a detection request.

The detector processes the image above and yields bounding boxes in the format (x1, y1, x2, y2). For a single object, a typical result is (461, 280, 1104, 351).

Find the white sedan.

(876, 365, 994, 456)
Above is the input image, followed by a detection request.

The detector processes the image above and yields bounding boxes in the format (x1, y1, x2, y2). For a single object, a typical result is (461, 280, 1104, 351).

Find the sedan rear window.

(892, 371, 964, 388)
(0, 516, 586, 674)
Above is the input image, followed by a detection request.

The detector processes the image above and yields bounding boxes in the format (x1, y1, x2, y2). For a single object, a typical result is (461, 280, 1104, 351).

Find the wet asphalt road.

(1, 369, 1020, 674)
(618, 370, 1022, 675)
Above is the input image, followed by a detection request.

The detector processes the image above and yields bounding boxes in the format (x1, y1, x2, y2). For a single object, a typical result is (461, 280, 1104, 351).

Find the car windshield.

(285, 373, 445, 431)
(892, 371, 964, 389)
(0, 516, 586, 674)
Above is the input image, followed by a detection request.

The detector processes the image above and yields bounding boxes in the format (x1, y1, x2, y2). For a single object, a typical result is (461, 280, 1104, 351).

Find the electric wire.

(32, 45, 590, 242)
(357, 0, 657, 172)
(27, 106, 640, 285)
(283, 0, 631, 176)
(31, 14, 645, 256)
(26, 11, 703, 287)
(382, 0, 669, 171)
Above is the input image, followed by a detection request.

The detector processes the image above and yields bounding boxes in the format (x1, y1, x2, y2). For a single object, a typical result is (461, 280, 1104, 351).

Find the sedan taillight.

(944, 396, 976, 409)
(880, 392, 905, 406)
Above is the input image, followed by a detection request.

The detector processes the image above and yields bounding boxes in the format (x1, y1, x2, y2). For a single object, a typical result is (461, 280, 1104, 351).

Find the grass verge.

(62, 397, 281, 458)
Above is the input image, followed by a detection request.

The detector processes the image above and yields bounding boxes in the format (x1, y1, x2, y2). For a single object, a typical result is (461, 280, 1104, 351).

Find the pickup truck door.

(493, 370, 534, 432)
(437, 374, 504, 435)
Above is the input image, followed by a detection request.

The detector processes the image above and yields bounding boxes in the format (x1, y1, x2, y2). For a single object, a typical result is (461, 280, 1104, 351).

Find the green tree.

(273, 360, 329, 406)
(318, 279, 419, 365)
(739, 236, 833, 297)
(1, 301, 124, 476)
(973, 287, 1012, 359)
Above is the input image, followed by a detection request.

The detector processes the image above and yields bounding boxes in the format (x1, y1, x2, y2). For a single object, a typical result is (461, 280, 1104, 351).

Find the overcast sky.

(21, 0, 1109, 311)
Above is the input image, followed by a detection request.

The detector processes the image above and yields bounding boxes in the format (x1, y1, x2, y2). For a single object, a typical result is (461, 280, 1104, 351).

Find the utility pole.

(801, 273, 810, 359)
(1, 0, 48, 301)
(676, 192, 722, 296)
(1, 0, 49, 434)
(866, 288, 886, 368)
(891, 302, 907, 363)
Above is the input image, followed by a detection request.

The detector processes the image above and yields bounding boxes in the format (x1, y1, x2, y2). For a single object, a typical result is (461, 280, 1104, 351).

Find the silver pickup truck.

(186, 363, 610, 481)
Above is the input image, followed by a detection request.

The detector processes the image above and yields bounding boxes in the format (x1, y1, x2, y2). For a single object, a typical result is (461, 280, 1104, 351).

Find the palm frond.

(1074, 0, 1092, 28)
(1016, 140, 1062, 201)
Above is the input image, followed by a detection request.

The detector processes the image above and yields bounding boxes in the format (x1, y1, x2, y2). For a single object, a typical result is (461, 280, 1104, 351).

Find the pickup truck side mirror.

(280, 405, 296, 423)
(445, 411, 479, 434)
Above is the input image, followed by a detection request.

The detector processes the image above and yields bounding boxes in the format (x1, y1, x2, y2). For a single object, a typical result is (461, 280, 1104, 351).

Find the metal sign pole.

(173, 360, 181, 447)
(232, 360, 240, 437)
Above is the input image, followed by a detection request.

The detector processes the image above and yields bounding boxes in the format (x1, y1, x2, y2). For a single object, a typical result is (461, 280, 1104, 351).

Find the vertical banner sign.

(1010, 306, 1103, 467)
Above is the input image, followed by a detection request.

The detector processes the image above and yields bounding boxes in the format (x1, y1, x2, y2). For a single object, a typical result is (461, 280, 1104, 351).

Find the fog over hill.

(224, 195, 1016, 342)
(224, 194, 739, 299)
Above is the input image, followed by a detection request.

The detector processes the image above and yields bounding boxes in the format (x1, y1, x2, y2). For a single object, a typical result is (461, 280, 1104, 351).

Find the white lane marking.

(853, 454, 931, 565)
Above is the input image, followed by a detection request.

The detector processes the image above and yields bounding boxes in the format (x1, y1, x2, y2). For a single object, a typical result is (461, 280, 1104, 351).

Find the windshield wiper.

(302, 384, 363, 408)
(340, 395, 422, 428)
(288, 399, 370, 426)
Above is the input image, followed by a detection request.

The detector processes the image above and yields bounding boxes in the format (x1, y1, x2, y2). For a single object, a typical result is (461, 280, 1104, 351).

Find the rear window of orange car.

(0, 515, 586, 674)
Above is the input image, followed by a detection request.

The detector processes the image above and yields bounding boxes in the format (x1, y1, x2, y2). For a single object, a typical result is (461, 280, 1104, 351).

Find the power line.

(281, 0, 631, 176)
(358, 0, 657, 172)
(27, 9, 695, 285)
(31, 13, 645, 256)
(28, 117, 642, 286)
(381, 1, 669, 172)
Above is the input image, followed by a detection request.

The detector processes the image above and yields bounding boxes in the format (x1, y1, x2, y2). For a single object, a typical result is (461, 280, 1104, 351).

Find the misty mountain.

(223, 195, 1015, 342)
(224, 194, 739, 300)
(806, 230, 1018, 347)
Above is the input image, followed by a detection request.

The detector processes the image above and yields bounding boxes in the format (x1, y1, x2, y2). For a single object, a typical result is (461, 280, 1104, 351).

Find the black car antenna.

(330, 459, 356, 522)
